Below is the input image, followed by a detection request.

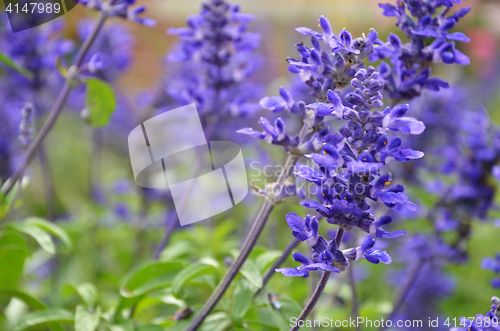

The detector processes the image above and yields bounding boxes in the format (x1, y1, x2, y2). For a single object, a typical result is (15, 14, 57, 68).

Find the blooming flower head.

(276, 215, 391, 278)
(374, 0, 471, 100)
(144, 0, 264, 146)
(264, 16, 428, 279)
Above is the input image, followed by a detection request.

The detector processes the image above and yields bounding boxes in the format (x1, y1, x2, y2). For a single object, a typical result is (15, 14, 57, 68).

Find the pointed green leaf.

(24, 217, 73, 250)
(7, 223, 55, 254)
(255, 250, 282, 273)
(82, 77, 117, 127)
(231, 279, 256, 322)
(12, 308, 74, 331)
(75, 305, 100, 331)
(199, 312, 232, 331)
(120, 261, 185, 298)
(0, 232, 28, 290)
(265, 303, 288, 331)
(171, 262, 219, 297)
(0, 290, 46, 310)
(62, 283, 98, 308)
(239, 260, 263, 289)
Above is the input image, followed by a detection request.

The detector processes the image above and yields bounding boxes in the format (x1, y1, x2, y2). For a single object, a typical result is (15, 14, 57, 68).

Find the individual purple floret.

(79, 0, 156, 26)
(77, 19, 134, 82)
(276, 214, 391, 278)
(450, 297, 500, 331)
(482, 254, 500, 289)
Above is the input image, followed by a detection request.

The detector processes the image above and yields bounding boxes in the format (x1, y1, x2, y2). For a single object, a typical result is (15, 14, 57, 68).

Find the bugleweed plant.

(1, 0, 500, 331)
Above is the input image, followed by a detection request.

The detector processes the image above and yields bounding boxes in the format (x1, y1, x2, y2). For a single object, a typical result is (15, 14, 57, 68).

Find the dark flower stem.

(2, 8, 111, 196)
(186, 119, 312, 331)
(380, 258, 424, 331)
(291, 227, 345, 331)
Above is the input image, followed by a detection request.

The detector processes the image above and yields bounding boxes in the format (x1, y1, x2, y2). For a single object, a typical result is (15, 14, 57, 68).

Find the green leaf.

(62, 283, 98, 308)
(7, 223, 55, 254)
(0, 232, 28, 290)
(255, 250, 282, 273)
(120, 261, 185, 298)
(12, 308, 74, 331)
(114, 296, 141, 321)
(0, 290, 46, 310)
(75, 305, 100, 331)
(153, 289, 186, 308)
(171, 262, 219, 297)
(159, 241, 197, 261)
(82, 77, 117, 127)
(199, 312, 232, 331)
(231, 279, 256, 322)
(0, 51, 34, 80)
(24, 217, 73, 250)
(239, 260, 263, 289)
(265, 303, 288, 331)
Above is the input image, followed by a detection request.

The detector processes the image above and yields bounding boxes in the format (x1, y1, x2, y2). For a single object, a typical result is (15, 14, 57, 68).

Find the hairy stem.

(2, 9, 110, 196)
(291, 227, 345, 331)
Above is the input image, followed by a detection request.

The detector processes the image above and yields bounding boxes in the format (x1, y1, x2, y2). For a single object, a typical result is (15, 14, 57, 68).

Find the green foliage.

(6, 217, 72, 256)
(62, 283, 99, 308)
(239, 260, 263, 289)
(82, 77, 117, 127)
(75, 305, 100, 331)
(0, 290, 46, 310)
(12, 308, 74, 331)
(171, 260, 219, 298)
(230, 279, 255, 323)
(120, 261, 186, 298)
(0, 232, 28, 291)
